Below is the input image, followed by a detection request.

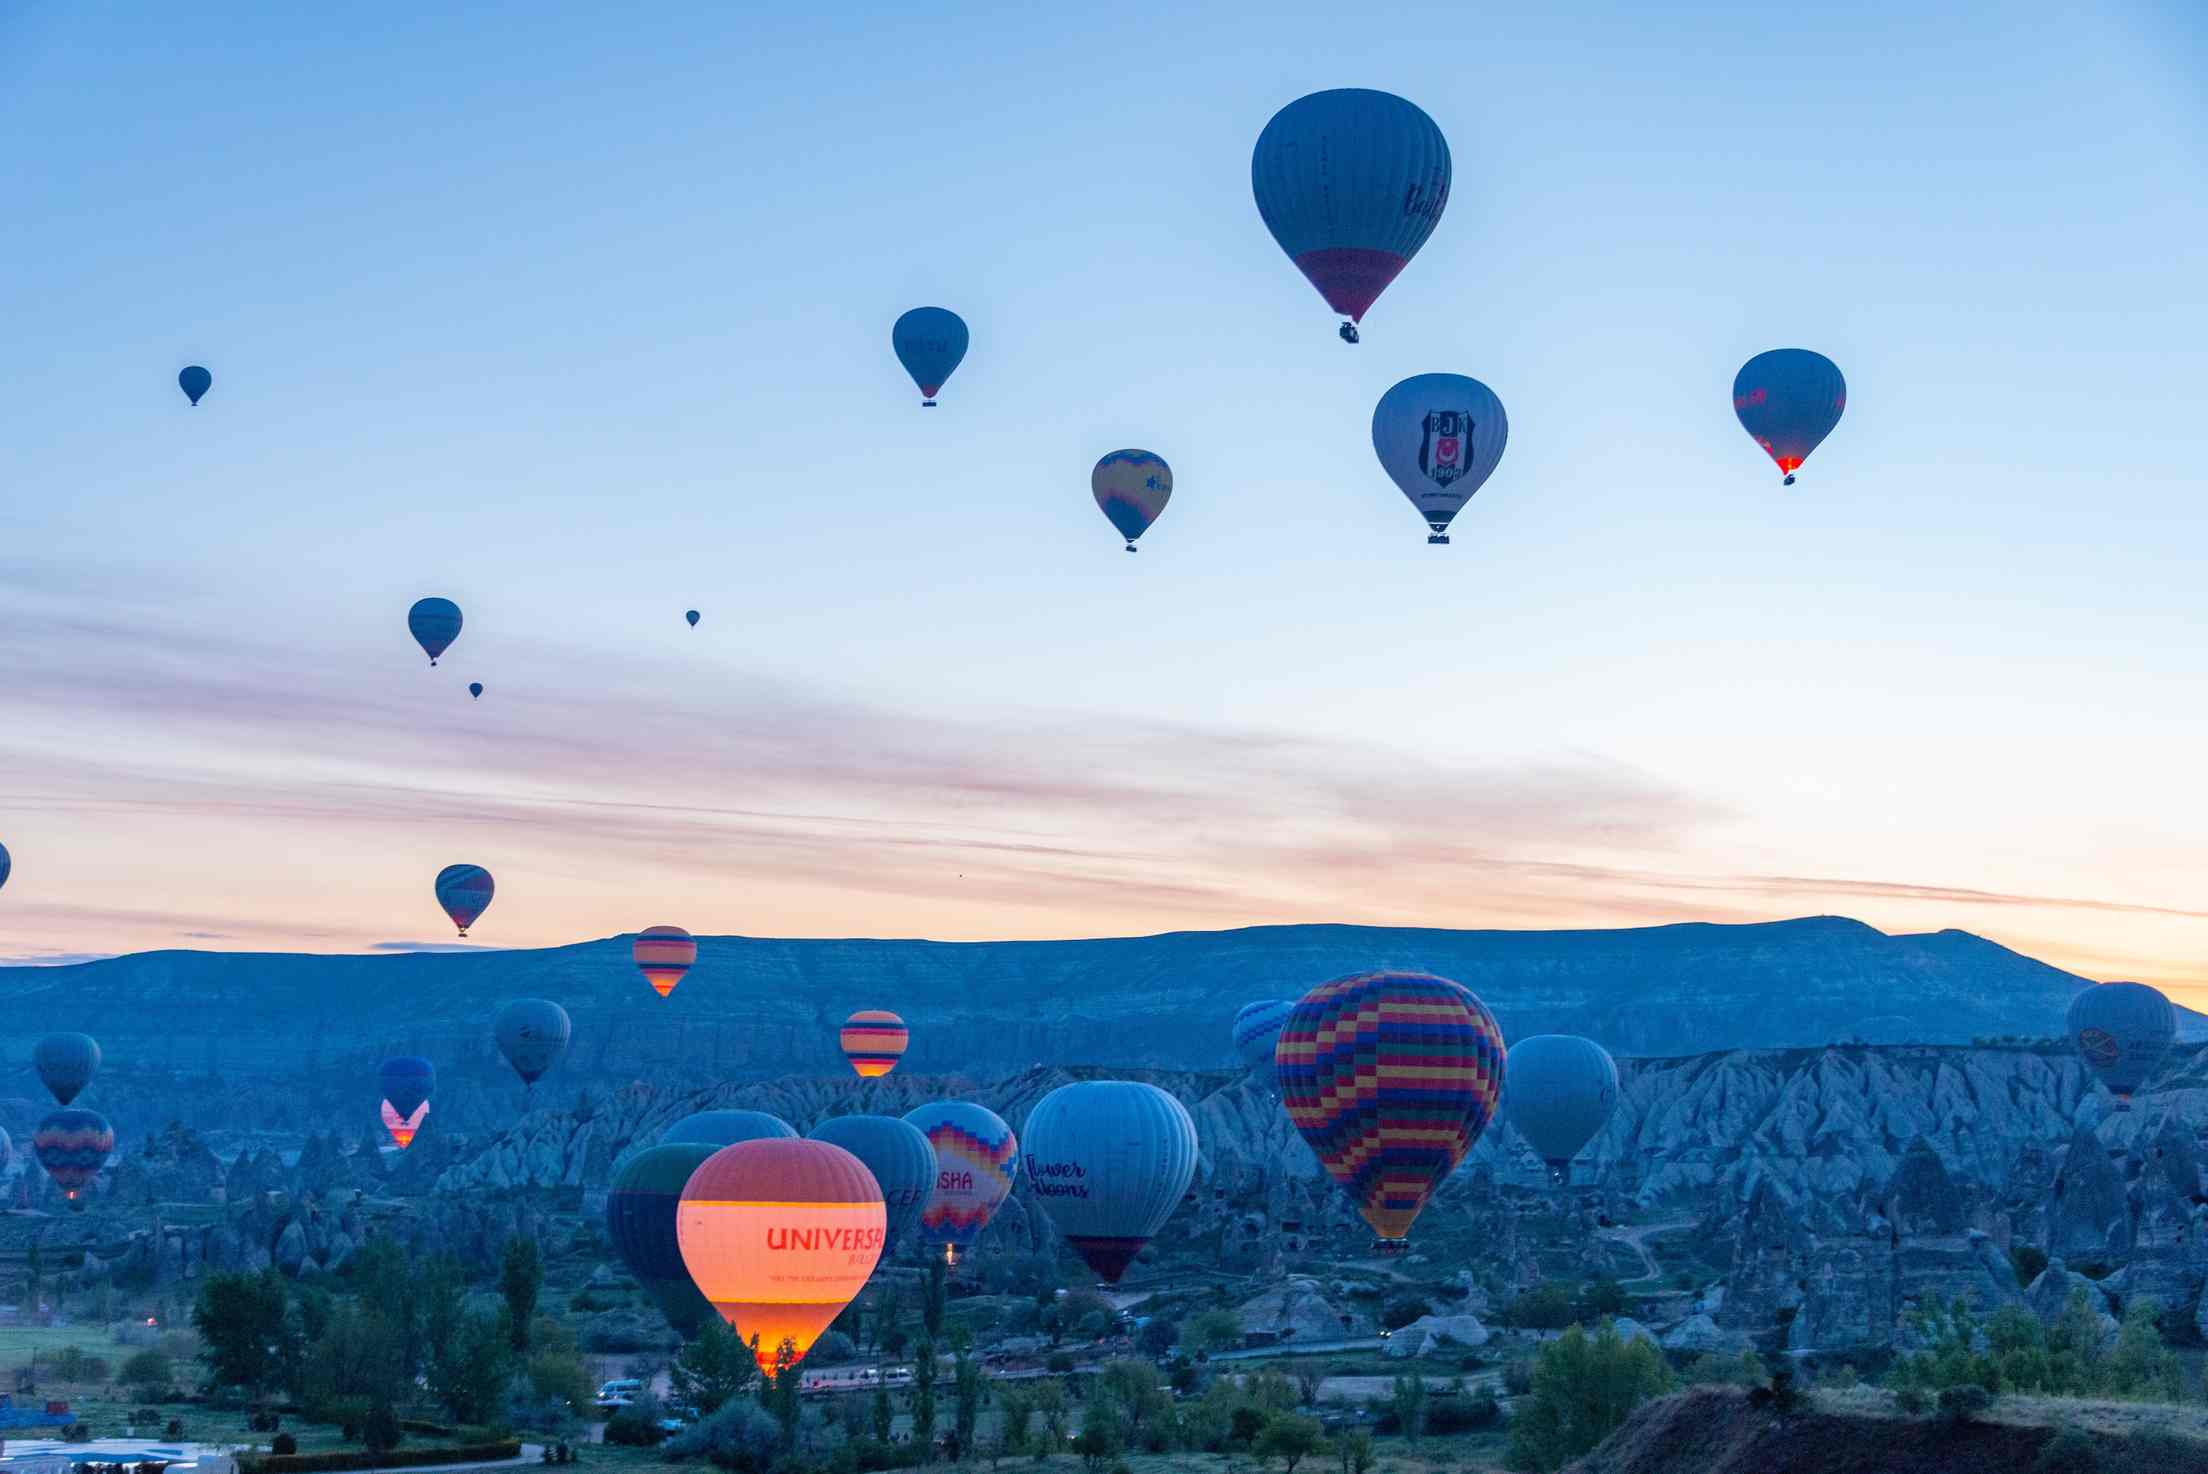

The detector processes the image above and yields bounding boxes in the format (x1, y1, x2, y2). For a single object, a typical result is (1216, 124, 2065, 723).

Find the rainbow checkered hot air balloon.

(633, 925, 697, 998)
(840, 1010, 909, 1078)
(903, 1100, 1017, 1263)
(1275, 970, 1505, 1245)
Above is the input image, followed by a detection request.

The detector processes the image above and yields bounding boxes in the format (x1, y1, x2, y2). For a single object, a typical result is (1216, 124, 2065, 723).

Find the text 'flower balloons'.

(677, 1138, 886, 1373)
(434, 864, 494, 936)
(634, 925, 698, 998)
(1092, 450, 1171, 552)
(381, 1099, 429, 1149)
(1253, 89, 1450, 342)
(808, 1114, 938, 1258)
(1503, 1035, 1619, 1185)
(903, 1100, 1018, 1262)
(662, 1110, 797, 1150)
(1373, 374, 1508, 544)
(408, 597, 463, 665)
(1277, 970, 1506, 1243)
(34, 1108, 112, 1207)
(1733, 349, 1846, 485)
(1021, 1081, 1198, 1283)
(892, 308, 969, 407)
(840, 1010, 909, 1077)
(609, 1142, 722, 1337)
(33, 1033, 100, 1107)
(2068, 982, 2176, 1110)
(178, 365, 212, 405)
(496, 998, 571, 1088)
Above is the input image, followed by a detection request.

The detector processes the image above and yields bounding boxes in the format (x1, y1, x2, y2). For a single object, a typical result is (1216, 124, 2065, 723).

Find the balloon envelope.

(1373, 374, 1508, 542)
(1733, 349, 1846, 482)
(663, 1110, 797, 1150)
(2068, 982, 2176, 1107)
(608, 1142, 722, 1337)
(1504, 1035, 1618, 1184)
(178, 365, 212, 405)
(903, 1101, 1018, 1257)
(1252, 90, 1450, 328)
(33, 1033, 99, 1107)
(1092, 450, 1171, 550)
(840, 1010, 909, 1077)
(0, 840, 10, 893)
(892, 307, 969, 404)
(634, 926, 698, 998)
(1021, 1081, 1198, 1283)
(468, 682, 483, 699)
(435, 864, 494, 935)
(808, 1114, 938, 1258)
(408, 597, 463, 664)
(379, 1056, 435, 1118)
(381, 1099, 429, 1149)
(1231, 1000, 1294, 1075)
(495, 998, 571, 1086)
(1277, 970, 1506, 1241)
(685, 609, 701, 627)
(34, 1108, 112, 1201)
(677, 1138, 886, 1373)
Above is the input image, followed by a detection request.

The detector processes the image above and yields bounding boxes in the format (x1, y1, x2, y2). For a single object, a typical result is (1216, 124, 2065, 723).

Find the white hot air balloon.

(1371, 373, 1508, 544)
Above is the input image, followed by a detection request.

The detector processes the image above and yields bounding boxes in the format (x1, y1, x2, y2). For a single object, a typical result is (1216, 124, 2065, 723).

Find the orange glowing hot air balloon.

(839, 1010, 909, 1077)
(381, 1099, 429, 1149)
(676, 1138, 886, 1374)
(634, 926, 698, 998)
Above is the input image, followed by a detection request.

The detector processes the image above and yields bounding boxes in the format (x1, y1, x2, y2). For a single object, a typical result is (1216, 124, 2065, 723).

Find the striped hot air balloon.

(634, 926, 698, 998)
(903, 1101, 1018, 1263)
(608, 1142, 721, 1337)
(434, 864, 494, 936)
(1231, 1000, 1294, 1076)
(1021, 1081, 1198, 1283)
(677, 1138, 886, 1373)
(840, 1011, 909, 1078)
(381, 1098, 429, 1149)
(1276, 970, 1505, 1244)
(1091, 450, 1171, 552)
(34, 1108, 113, 1206)
(1733, 349, 1847, 485)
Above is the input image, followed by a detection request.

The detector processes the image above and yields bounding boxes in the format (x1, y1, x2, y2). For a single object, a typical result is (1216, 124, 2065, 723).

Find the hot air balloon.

(1277, 970, 1505, 1244)
(903, 1101, 1018, 1263)
(662, 1110, 797, 1149)
(33, 1034, 99, 1107)
(495, 998, 571, 1088)
(33, 1108, 112, 1207)
(608, 1142, 721, 1336)
(178, 365, 212, 405)
(468, 682, 483, 700)
(379, 1056, 435, 1119)
(633, 926, 697, 998)
(1092, 450, 1171, 552)
(1253, 90, 1450, 343)
(685, 609, 700, 628)
(808, 1114, 938, 1258)
(408, 597, 463, 665)
(1021, 1081, 1198, 1283)
(381, 1099, 429, 1149)
(892, 308, 969, 407)
(0, 840, 11, 893)
(1373, 374, 1508, 545)
(1504, 1035, 1619, 1186)
(434, 864, 494, 936)
(2068, 982, 2176, 1111)
(1733, 349, 1846, 486)
(1231, 1000, 1294, 1076)
(839, 1010, 909, 1077)
(677, 1138, 886, 1373)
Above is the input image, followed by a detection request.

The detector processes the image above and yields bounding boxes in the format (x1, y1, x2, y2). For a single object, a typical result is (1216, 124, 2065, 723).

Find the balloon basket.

(1426, 534, 1450, 545)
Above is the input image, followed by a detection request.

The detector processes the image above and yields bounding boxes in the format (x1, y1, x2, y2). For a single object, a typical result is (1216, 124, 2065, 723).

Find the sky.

(1, 3, 2205, 1001)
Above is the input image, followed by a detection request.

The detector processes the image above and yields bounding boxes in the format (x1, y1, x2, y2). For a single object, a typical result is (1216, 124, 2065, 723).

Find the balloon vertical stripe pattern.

(840, 1010, 910, 1077)
(1021, 1081, 1199, 1283)
(634, 925, 698, 997)
(434, 864, 494, 935)
(1503, 1034, 1619, 1185)
(1732, 349, 1846, 482)
(904, 1101, 1019, 1254)
(1276, 970, 1505, 1241)
(608, 1142, 721, 1337)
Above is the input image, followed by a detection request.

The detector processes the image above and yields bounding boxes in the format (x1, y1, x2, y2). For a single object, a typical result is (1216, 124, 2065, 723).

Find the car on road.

(594, 1378, 643, 1410)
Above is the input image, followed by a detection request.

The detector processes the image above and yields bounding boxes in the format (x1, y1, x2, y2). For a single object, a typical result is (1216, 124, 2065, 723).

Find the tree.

(1072, 1397, 1123, 1473)
(499, 1236, 543, 1352)
(1098, 1360, 1167, 1446)
(426, 1310, 511, 1425)
(1507, 1321, 1675, 1473)
(672, 1317, 760, 1416)
(1575, 1278, 1629, 1321)
(1334, 1429, 1374, 1474)
(1388, 1373, 1426, 1441)
(121, 1349, 173, 1398)
(1182, 1308, 1244, 1358)
(1505, 1283, 1575, 1331)
(764, 1347, 802, 1453)
(874, 1282, 906, 1357)
(954, 1342, 984, 1457)
(297, 1299, 409, 1417)
(1137, 1317, 1179, 1358)
(193, 1268, 290, 1396)
(925, 1258, 948, 1339)
(992, 1388, 1032, 1466)
(1292, 1363, 1332, 1408)
(870, 1378, 894, 1444)
(913, 1341, 939, 1447)
(1255, 1414, 1324, 1474)
(361, 1401, 402, 1456)
(1032, 1377, 1070, 1447)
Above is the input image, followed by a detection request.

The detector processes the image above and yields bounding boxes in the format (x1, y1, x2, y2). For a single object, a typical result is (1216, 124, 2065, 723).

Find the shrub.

(666, 1398, 783, 1469)
(811, 1330, 859, 1364)
(1506, 1323, 1673, 1473)
(1047, 1353, 1075, 1375)
(1895, 1387, 1929, 1415)
(165, 1420, 184, 1439)
(1380, 1297, 1430, 1331)
(1938, 1384, 1994, 1425)
(1424, 1391, 1501, 1434)
(1501, 1359, 1534, 1397)
(239, 1442, 520, 1473)
(272, 1436, 298, 1456)
(362, 1403, 403, 1457)
(2033, 1425, 2097, 1474)
(1504, 1284, 1575, 1332)
(61, 1424, 92, 1443)
(602, 1402, 667, 1447)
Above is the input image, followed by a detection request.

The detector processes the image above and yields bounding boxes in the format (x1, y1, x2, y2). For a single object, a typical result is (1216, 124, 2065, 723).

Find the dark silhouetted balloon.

(379, 1056, 435, 1119)
(468, 682, 483, 699)
(1504, 1035, 1619, 1185)
(634, 925, 697, 997)
(840, 1010, 908, 1077)
(662, 1109, 796, 1149)
(608, 1142, 721, 1337)
(434, 864, 494, 936)
(1021, 1081, 1198, 1283)
(808, 1113, 937, 1258)
(33, 1033, 100, 1107)
(1092, 450, 1171, 552)
(34, 1108, 112, 1207)
(496, 998, 571, 1087)
(1277, 970, 1505, 1243)
(892, 308, 969, 407)
(1733, 349, 1846, 486)
(408, 597, 463, 665)
(0, 840, 10, 893)
(178, 366, 212, 406)
(685, 609, 700, 628)
(2068, 982, 2176, 1110)
(903, 1101, 1018, 1261)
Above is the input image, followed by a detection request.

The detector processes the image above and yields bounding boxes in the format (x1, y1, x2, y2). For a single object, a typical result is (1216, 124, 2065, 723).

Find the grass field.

(0, 1324, 130, 1360)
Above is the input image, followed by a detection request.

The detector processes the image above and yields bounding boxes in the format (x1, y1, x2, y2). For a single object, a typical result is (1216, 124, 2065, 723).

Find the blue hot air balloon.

(379, 1056, 436, 1120)
(893, 308, 969, 407)
(1021, 1081, 1199, 1284)
(408, 597, 463, 665)
(33, 1034, 100, 1107)
(495, 998, 571, 1088)
(661, 1109, 797, 1149)
(434, 863, 494, 936)
(467, 682, 483, 700)
(1503, 1035, 1619, 1186)
(1733, 349, 1846, 486)
(1092, 450, 1171, 552)
(1373, 373, 1509, 545)
(2068, 982, 2176, 1110)
(178, 365, 212, 406)
(685, 609, 700, 628)
(809, 1113, 939, 1258)
(1231, 1000, 1294, 1077)
(1253, 90, 1451, 344)
(0, 840, 10, 893)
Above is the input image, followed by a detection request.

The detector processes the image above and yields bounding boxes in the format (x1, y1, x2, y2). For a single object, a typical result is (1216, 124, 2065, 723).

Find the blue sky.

(2, 3, 2205, 996)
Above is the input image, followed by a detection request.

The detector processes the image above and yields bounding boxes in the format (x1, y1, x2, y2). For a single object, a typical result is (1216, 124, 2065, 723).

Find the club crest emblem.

(1419, 410, 1475, 487)
(2078, 1027, 2121, 1067)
